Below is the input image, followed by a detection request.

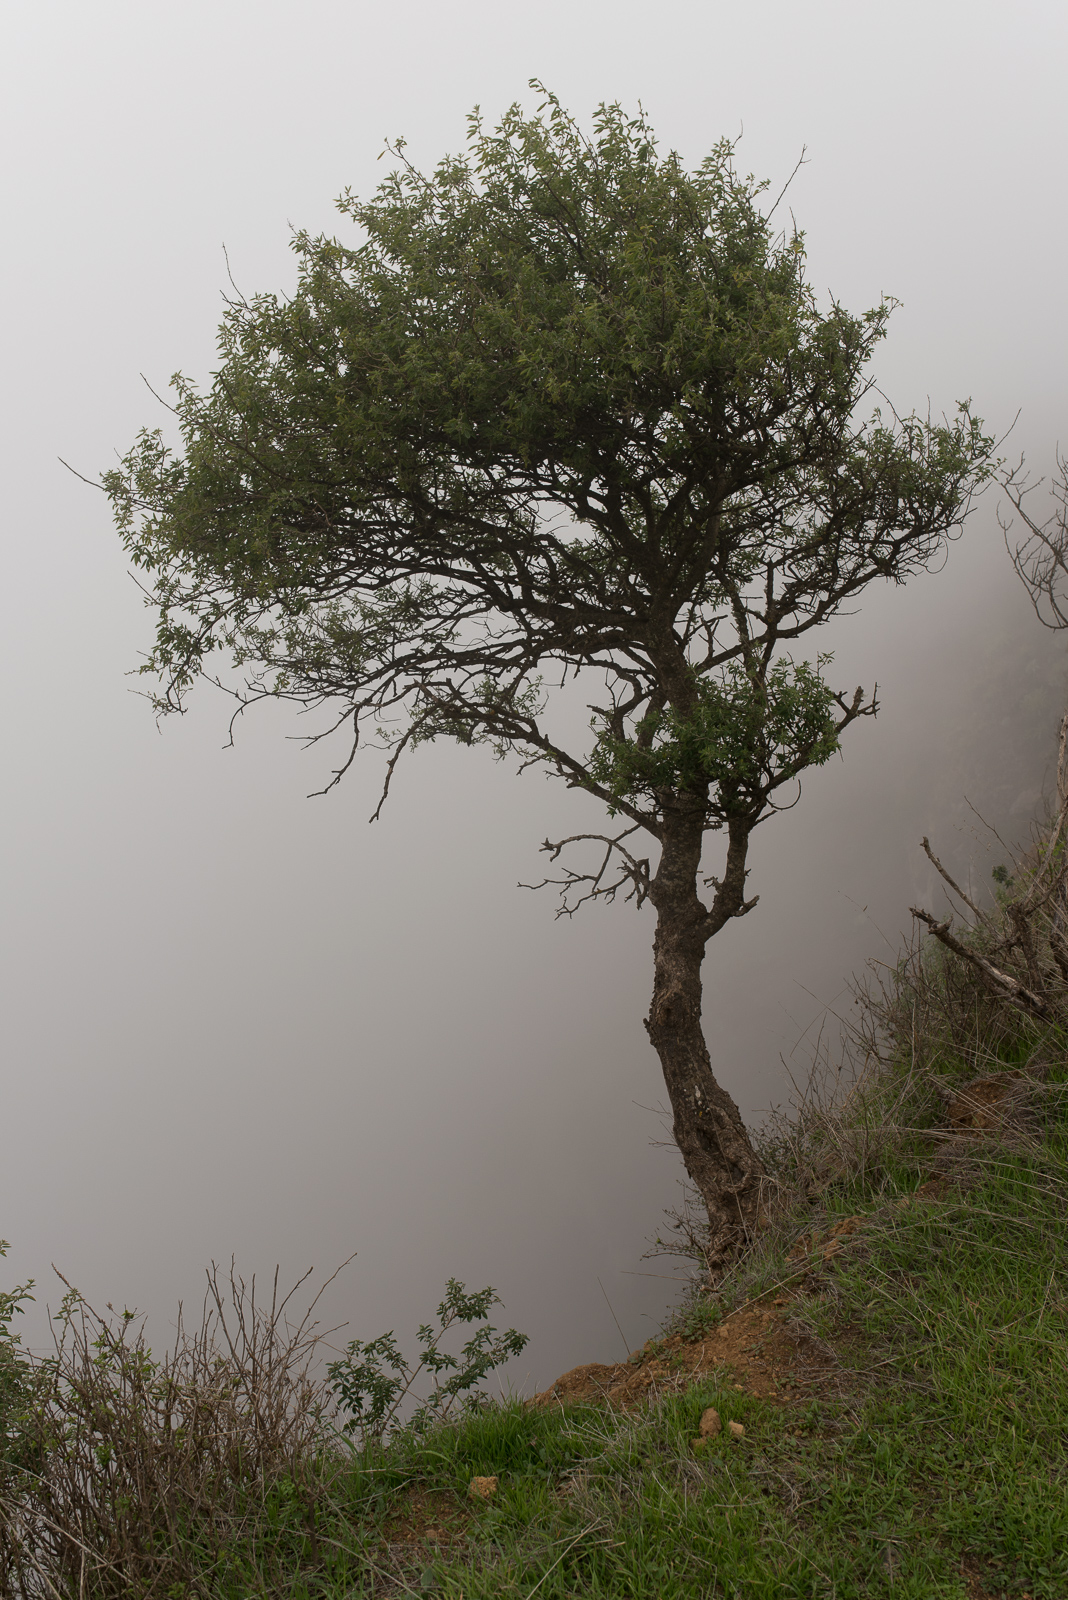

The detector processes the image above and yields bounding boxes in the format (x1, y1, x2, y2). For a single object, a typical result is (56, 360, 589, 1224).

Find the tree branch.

(521, 826, 651, 917)
(910, 906, 1050, 1018)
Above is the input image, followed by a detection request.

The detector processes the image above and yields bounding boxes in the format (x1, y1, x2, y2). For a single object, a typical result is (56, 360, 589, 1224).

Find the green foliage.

(590, 655, 840, 810)
(327, 1279, 528, 1448)
(103, 87, 991, 837)
(322, 1125, 1068, 1598)
(221, 1174, 1067, 1599)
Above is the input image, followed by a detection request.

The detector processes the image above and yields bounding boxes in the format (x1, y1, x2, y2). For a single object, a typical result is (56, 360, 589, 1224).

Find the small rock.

(728, 1421, 745, 1440)
(699, 1407, 722, 1437)
(468, 1475, 498, 1500)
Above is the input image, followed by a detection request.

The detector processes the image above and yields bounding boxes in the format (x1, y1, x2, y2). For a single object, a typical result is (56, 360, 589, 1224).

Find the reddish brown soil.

(379, 1486, 469, 1549)
(532, 1285, 837, 1411)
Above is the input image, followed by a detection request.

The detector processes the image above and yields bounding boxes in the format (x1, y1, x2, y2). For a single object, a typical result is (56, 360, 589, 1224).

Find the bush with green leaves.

(327, 1279, 528, 1449)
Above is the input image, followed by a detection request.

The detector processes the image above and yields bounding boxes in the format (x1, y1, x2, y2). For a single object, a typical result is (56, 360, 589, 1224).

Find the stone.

(728, 1421, 745, 1439)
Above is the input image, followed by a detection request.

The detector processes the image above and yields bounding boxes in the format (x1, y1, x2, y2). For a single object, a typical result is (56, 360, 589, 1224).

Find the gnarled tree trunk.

(644, 799, 764, 1270)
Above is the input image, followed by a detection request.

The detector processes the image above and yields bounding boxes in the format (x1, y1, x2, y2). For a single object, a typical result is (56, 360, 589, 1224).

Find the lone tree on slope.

(106, 92, 991, 1265)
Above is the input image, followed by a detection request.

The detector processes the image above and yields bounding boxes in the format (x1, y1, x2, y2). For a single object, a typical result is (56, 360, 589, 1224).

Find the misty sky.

(2, 0, 1067, 1388)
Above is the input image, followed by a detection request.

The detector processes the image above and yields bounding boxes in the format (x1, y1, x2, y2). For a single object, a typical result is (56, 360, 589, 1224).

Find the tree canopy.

(106, 90, 992, 1259)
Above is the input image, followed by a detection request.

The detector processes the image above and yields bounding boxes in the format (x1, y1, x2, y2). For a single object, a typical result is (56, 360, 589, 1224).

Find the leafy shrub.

(327, 1279, 528, 1449)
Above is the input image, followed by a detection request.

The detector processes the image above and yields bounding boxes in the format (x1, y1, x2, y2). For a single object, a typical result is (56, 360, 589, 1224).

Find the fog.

(2, 0, 1066, 1388)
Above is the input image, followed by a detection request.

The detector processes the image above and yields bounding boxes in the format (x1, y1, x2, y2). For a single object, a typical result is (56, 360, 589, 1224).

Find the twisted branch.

(521, 825, 651, 917)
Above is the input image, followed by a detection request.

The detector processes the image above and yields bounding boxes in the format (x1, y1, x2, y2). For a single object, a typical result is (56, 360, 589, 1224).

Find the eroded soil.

(532, 1288, 835, 1411)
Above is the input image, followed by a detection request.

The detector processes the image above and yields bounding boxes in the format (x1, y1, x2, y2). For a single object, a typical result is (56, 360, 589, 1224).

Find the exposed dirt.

(532, 1285, 836, 1411)
(958, 1549, 1034, 1600)
(368, 1279, 837, 1583)
(947, 1071, 1023, 1130)
(365, 1486, 476, 1599)
(379, 1485, 470, 1549)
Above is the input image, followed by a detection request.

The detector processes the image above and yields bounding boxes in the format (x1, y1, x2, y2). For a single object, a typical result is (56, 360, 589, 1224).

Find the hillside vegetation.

(3, 759, 1068, 1597)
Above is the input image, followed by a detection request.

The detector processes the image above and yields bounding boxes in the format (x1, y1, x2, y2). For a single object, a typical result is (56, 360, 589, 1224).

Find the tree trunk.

(644, 799, 763, 1271)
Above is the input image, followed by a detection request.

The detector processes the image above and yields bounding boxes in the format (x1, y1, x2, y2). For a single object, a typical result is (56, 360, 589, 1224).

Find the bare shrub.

(0, 1260, 350, 1599)
(1003, 450, 1068, 633)
(776, 717, 1068, 1186)
(911, 819, 1068, 1038)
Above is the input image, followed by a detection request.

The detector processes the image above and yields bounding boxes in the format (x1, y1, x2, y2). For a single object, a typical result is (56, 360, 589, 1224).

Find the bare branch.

(910, 906, 1050, 1019)
(1001, 451, 1068, 630)
(921, 835, 984, 918)
(521, 826, 650, 917)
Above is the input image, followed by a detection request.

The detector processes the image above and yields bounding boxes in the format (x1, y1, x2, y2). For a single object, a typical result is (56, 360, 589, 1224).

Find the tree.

(105, 91, 991, 1266)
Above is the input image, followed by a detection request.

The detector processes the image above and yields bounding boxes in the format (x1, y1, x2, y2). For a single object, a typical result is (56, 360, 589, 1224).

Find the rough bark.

(644, 800, 764, 1270)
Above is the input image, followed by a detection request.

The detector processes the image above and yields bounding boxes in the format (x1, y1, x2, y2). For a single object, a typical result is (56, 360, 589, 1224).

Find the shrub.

(327, 1279, 528, 1450)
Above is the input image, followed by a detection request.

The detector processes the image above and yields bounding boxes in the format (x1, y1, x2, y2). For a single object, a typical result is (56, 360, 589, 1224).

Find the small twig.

(596, 1277, 631, 1358)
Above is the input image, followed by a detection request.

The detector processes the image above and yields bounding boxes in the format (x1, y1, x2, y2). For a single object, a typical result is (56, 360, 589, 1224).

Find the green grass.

(190, 1118, 1068, 1599)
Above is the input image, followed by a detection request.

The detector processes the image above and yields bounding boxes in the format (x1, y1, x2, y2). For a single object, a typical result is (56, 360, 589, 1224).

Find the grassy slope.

(205, 1084, 1068, 1600)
